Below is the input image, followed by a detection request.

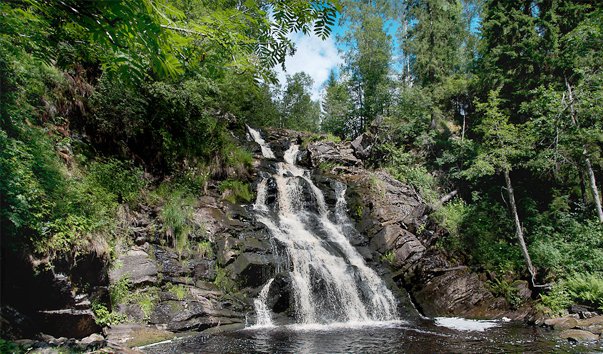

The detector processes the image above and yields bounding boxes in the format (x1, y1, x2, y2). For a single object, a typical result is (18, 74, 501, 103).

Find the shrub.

(433, 198, 467, 239)
(529, 206, 603, 276)
(197, 241, 214, 258)
(540, 273, 603, 314)
(565, 273, 603, 310)
(110, 276, 132, 306)
(380, 251, 396, 265)
(487, 278, 522, 309)
(87, 158, 146, 204)
(132, 290, 159, 321)
(539, 282, 572, 315)
(384, 147, 439, 204)
(92, 303, 127, 327)
(165, 283, 188, 301)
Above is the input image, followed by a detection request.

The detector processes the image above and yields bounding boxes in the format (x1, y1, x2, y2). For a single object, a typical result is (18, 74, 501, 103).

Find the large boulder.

(559, 329, 600, 342)
(109, 249, 158, 286)
(412, 269, 504, 317)
(227, 253, 274, 288)
(37, 309, 101, 339)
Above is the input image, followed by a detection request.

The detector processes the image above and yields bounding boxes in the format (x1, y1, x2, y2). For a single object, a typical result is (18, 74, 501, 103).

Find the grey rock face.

(226, 253, 274, 288)
(109, 249, 158, 286)
(307, 141, 362, 167)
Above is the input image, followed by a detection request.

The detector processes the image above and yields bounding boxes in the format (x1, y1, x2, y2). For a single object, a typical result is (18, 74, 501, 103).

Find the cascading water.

(248, 127, 398, 326)
(253, 278, 275, 327)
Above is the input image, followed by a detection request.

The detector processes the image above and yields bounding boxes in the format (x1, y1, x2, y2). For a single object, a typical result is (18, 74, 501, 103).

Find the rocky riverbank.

(2, 127, 600, 352)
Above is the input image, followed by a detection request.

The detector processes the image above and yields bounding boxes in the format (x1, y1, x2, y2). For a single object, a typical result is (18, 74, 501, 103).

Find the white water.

(434, 317, 500, 332)
(252, 278, 275, 327)
(247, 125, 275, 159)
(247, 130, 399, 326)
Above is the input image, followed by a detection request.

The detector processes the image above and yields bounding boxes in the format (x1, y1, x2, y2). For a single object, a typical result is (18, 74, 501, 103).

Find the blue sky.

(274, 17, 398, 100)
(274, 28, 345, 100)
(274, 14, 355, 101)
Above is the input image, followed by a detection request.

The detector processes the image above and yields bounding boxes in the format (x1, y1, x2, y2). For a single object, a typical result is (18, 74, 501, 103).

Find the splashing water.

(249, 132, 399, 326)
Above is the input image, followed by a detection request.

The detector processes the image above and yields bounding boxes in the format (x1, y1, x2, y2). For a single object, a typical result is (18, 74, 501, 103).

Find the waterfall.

(249, 130, 399, 326)
(253, 278, 275, 327)
(247, 125, 275, 159)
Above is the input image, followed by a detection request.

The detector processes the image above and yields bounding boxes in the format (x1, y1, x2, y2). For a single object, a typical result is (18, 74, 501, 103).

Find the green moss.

(214, 266, 236, 293)
(380, 251, 396, 265)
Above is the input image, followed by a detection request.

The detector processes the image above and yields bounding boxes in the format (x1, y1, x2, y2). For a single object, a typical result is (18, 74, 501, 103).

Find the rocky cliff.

(1, 127, 527, 350)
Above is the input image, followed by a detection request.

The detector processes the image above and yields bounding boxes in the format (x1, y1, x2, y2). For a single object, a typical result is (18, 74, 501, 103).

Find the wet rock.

(576, 315, 603, 334)
(150, 298, 243, 332)
(514, 280, 532, 301)
(412, 270, 499, 318)
(194, 206, 227, 239)
(0, 305, 35, 339)
(239, 236, 271, 254)
(266, 273, 293, 314)
(356, 246, 373, 261)
(38, 309, 101, 339)
(559, 329, 600, 342)
(216, 234, 241, 266)
(105, 323, 175, 348)
(226, 253, 274, 288)
(544, 316, 579, 330)
(110, 249, 158, 286)
(570, 304, 599, 319)
(351, 133, 373, 159)
(193, 260, 216, 282)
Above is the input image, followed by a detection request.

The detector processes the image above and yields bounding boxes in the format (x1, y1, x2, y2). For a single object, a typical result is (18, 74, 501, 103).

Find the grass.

(166, 283, 188, 301)
(197, 240, 214, 258)
(218, 179, 254, 204)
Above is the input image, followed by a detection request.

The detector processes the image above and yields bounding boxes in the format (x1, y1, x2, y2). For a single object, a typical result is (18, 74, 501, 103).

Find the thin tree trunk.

(566, 78, 603, 222)
(461, 111, 466, 142)
(504, 169, 537, 286)
(585, 155, 603, 222)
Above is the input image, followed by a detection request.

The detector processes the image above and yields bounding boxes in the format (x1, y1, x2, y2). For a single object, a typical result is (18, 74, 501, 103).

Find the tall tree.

(464, 90, 538, 285)
(321, 71, 353, 138)
(280, 72, 320, 132)
(341, 5, 392, 136)
(401, 0, 467, 132)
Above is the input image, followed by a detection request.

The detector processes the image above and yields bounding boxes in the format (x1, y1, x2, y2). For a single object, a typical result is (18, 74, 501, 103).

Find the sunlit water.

(142, 319, 601, 353)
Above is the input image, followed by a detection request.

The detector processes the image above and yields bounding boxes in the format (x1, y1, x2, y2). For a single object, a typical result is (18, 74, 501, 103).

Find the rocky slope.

(3, 127, 577, 351)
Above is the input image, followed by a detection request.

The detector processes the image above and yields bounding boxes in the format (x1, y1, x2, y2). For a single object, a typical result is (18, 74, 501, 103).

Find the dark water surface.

(142, 319, 602, 353)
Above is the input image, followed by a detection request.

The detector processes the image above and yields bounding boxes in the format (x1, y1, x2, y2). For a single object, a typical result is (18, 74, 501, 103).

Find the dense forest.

(1, 0, 603, 337)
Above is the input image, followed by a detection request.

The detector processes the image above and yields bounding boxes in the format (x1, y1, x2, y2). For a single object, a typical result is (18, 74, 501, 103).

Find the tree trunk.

(585, 155, 603, 222)
(503, 169, 537, 286)
(566, 78, 603, 222)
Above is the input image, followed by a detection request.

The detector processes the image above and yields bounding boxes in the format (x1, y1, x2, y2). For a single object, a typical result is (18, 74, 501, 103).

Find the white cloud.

(275, 33, 343, 100)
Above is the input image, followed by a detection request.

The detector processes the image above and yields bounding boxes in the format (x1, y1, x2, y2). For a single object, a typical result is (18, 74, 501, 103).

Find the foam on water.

(434, 317, 500, 332)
